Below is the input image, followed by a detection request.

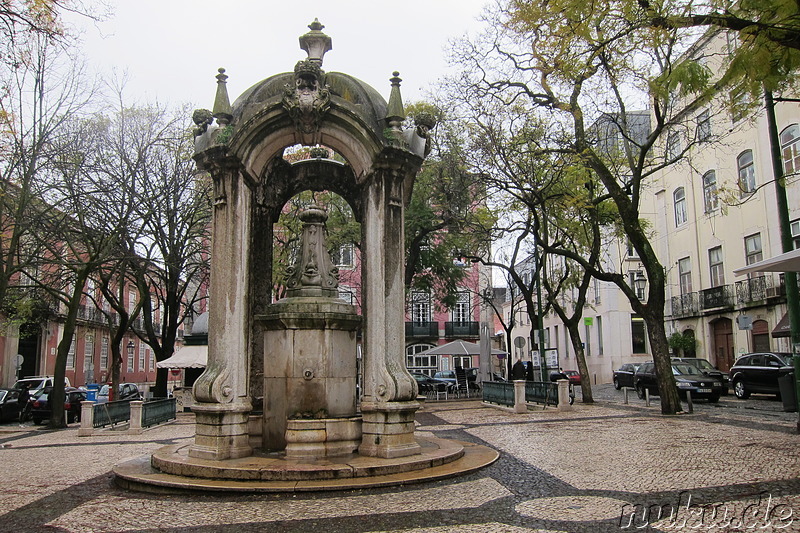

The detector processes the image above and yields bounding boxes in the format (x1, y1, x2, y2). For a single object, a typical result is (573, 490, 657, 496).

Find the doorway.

(710, 318, 734, 372)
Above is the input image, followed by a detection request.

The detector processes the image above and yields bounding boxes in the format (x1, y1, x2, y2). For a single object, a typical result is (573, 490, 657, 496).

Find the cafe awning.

(772, 313, 791, 338)
(156, 345, 207, 369)
(733, 248, 800, 276)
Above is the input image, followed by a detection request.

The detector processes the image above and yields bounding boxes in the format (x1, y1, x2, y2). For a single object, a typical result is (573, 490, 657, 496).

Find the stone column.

(359, 168, 420, 459)
(189, 157, 253, 460)
(557, 379, 573, 412)
(513, 380, 527, 413)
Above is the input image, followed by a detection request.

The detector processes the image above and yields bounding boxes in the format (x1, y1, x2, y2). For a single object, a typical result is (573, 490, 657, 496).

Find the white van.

(12, 376, 71, 394)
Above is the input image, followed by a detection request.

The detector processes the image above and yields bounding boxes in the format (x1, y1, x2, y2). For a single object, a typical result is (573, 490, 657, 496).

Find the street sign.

(583, 317, 593, 326)
(14, 354, 24, 371)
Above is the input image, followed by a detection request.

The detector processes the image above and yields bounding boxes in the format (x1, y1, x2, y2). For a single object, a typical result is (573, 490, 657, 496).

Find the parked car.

(95, 383, 143, 404)
(411, 372, 455, 393)
(613, 363, 640, 390)
(0, 388, 22, 423)
(561, 370, 581, 385)
(634, 361, 724, 402)
(12, 376, 71, 397)
(671, 357, 730, 394)
(729, 352, 793, 399)
(30, 387, 86, 424)
(434, 368, 480, 390)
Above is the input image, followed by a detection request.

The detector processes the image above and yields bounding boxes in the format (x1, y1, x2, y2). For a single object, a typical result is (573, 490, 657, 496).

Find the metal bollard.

(623, 387, 629, 404)
(645, 388, 650, 407)
(686, 390, 693, 413)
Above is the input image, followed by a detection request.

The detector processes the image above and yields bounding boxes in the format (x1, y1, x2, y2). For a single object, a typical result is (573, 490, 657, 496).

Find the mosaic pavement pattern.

(1, 385, 798, 532)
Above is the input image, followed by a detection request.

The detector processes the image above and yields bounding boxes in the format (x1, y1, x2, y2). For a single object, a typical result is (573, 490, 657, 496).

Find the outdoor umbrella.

(416, 340, 507, 356)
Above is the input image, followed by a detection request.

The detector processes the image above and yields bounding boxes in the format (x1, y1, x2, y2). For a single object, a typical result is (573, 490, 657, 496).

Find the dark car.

(30, 387, 87, 424)
(672, 357, 730, 394)
(613, 363, 640, 390)
(435, 367, 480, 391)
(411, 372, 455, 393)
(0, 388, 22, 423)
(95, 383, 143, 404)
(729, 352, 793, 399)
(634, 361, 724, 402)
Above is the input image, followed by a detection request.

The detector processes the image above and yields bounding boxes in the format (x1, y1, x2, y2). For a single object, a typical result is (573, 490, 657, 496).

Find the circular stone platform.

(114, 436, 499, 493)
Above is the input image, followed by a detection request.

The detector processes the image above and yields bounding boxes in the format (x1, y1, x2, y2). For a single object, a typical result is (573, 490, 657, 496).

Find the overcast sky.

(68, 1, 490, 110)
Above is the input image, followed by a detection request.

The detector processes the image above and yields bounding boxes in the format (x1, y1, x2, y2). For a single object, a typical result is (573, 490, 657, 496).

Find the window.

(631, 315, 647, 354)
(406, 344, 436, 376)
(626, 239, 638, 258)
(593, 279, 601, 304)
(697, 110, 711, 142)
(127, 345, 134, 372)
(148, 349, 154, 371)
(596, 316, 604, 355)
(792, 219, 800, 249)
(454, 356, 472, 369)
(338, 285, 354, 305)
(100, 336, 109, 369)
(629, 270, 646, 300)
(678, 257, 692, 295)
(84, 335, 94, 371)
(673, 187, 687, 226)
(780, 124, 800, 174)
(331, 243, 354, 268)
(452, 292, 470, 323)
(702, 170, 718, 212)
(410, 292, 431, 323)
(737, 150, 756, 195)
(584, 323, 591, 357)
(128, 292, 136, 314)
(67, 339, 75, 369)
(138, 344, 145, 372)
(665, 131, 681, 161)
(709, 246, 724, 287)
(745, 234, 763, 265)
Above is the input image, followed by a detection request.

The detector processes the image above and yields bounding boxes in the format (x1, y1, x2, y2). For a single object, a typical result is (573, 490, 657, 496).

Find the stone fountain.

(114, 20, 497, 492)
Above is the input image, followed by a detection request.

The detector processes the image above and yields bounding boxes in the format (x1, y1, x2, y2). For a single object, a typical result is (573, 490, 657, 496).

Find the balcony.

(405, 321, 438, 338)
(670, 293, 699, 318)
(700, 285, 735, 311)
(445, 321, 479, 338)
(736, 274, 785, 306)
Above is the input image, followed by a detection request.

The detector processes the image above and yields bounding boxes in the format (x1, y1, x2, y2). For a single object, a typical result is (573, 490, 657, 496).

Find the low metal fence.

(142, 397, 177, 428)
(525, 381, 559, 406)
(93, 400, 131, 428)
(482, 381, 514, 407)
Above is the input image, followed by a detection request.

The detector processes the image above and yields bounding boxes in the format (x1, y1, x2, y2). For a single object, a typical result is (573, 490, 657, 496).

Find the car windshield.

(99, 385, 110, 395)
(0, 390, 6, 401)
(690, 359, 715, 370)
(672, 364, 701, 376)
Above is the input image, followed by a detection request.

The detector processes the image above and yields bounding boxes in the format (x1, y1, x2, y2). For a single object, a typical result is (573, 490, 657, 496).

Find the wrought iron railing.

(93, 400, 131, 428)
(142, 397, 177, 428)
(525, 381, 559, 406)
(405, 321, 439, 337)
(444, 321, 479, 337)
(700, 285, 735, 310)
(736, 274, 785, 305)
(670, 293, 699, 318)
(482, 381, 514, 406)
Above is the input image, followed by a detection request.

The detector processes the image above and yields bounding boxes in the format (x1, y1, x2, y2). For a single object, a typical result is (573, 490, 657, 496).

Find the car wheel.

(32, 417, 42, 425)
(708, 394, 720, 403)
(733, 380, 750, 399)
(635, 383, 645, 400)
(613, 378, 621, 390)
(67, 412, 75, 424)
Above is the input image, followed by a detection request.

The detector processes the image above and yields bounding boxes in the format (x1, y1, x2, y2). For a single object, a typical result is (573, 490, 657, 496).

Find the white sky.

(68, 1, 490, 109)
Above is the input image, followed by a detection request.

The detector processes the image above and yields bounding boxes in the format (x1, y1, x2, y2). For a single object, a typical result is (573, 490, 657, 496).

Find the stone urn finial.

(299, 18, 332, 67)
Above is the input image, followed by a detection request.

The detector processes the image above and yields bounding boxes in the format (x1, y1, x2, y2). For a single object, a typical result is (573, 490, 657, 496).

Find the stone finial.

(299, 18, 332, 67)
(385, 71, 405, 133)
(213, 68, 233, 125)
(284, 205, 339, 298)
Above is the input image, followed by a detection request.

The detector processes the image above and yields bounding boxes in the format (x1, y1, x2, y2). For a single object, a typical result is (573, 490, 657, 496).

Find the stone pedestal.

(513, 380, 527, 413)
(259, 297, 361, 452)
(189, 401, 253, 460)
(359, 401, 421, 458)
(285, 416, 362, 458)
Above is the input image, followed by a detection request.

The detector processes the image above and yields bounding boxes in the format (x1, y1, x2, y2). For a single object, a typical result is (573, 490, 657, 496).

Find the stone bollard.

(557, 379, 573, 411)
(129, 401, 144, 434)
(513, 380, 527, 413)
(78, 400, 94, 437)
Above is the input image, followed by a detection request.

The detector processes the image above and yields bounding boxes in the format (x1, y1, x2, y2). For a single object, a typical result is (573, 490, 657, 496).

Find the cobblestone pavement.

(0, 385, 798, 533)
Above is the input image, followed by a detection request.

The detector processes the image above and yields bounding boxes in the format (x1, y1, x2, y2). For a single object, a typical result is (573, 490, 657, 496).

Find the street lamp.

(634, 271, 647, 301)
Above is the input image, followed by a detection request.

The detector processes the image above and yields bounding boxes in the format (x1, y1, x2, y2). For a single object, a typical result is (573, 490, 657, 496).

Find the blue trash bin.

(86, 383, 100, 402)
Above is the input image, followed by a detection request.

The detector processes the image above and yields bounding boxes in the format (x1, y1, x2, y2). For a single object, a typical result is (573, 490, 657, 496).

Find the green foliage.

(668, 331, 697, 354)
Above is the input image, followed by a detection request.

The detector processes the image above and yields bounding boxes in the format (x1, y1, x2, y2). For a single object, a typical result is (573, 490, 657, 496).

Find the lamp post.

(127, 340, 135, 375)
(634, 271, 647, 301)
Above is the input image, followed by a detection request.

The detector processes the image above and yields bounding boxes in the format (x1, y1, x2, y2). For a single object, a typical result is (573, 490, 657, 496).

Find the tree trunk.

(565, 321, 594, 403)
(645, 309, 682, 414)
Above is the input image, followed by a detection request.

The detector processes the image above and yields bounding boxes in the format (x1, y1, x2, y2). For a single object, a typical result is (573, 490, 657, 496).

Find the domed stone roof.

(191, 312, 209, 336)
(231, 70, 388, 140)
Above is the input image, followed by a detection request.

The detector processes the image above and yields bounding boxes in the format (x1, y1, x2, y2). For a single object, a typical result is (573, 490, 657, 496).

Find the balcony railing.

(736, 274, 785, 305)
(670, 293, 699, 318)
(700, 285, 735, 310)
(445, 321, 479, 337)
(405, 321, 439, 338)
